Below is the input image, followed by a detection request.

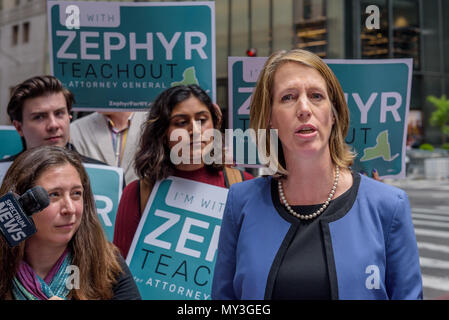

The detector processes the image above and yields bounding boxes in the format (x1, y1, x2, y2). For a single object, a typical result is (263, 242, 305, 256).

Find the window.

(295, 0, 327, 58)
(23, 22, 30, 43)
(12, 25, 19, 46)
(360, 0, 421, 67)
(360, 0, 389, 58)
(303, 0, 312, 20)
(393, 0, 420, 69)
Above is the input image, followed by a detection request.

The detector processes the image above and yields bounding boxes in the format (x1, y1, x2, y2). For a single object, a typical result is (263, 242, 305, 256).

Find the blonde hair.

(249, 49, 355, 176)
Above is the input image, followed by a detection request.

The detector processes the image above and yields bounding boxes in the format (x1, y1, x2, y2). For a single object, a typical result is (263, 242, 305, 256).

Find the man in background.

(1, 75, 103, 165)
(70, 111, 147, 185)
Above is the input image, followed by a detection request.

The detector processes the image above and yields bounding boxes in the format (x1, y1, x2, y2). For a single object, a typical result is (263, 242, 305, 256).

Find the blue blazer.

(212, 174, 422, 300)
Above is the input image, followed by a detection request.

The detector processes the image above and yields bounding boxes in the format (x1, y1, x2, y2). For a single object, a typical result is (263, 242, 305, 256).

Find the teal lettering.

(200, 198, 211, 208)
(184, 194, 194, 204)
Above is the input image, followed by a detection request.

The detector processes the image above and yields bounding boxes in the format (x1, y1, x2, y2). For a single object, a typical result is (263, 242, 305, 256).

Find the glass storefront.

(294, 0, 327, 58)
(360, 0, 389, 59)
(211, 0, 448, 145)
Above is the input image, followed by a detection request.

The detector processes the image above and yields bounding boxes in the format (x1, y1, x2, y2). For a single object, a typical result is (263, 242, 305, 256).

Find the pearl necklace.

(278, 165, 340, 220)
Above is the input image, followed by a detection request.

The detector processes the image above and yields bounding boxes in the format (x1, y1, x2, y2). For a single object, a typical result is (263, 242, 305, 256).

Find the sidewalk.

(384, 177, 449, 189)
(382, 148, 449, 189)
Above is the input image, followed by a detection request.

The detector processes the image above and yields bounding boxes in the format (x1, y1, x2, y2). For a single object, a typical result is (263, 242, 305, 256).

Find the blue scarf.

(12, 250, 72, 300)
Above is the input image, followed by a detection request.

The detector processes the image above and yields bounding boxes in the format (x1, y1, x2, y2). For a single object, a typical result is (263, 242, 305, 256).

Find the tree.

(427, 94, 449, 144)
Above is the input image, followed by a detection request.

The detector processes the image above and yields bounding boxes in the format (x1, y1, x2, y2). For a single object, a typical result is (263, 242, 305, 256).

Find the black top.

(113, 255, 141, 300)
(269, 171, 359, 300)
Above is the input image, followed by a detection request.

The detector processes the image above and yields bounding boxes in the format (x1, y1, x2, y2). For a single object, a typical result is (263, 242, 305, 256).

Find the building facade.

(0, 0, 448, 145)
(212, 0, 449, 146)
(0, 0, 47, 124)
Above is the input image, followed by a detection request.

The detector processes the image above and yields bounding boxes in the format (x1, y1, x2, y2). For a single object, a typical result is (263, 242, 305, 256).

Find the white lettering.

(80, 32, 100, 60)
(56, 31, 77, 59)
(176, 217, 208, 258)
(104, 32, 126, 60)
(205, 225, 220, 262)
(352, 93, 378, 124)
(65, 265, 80, 290)
(380, 92, 402, 123)
(365, 265, 381, 289)
(65, 5, 80, 30)
(185, 32, 208, 60)
(94, 195, 113, 227)
(157, 32, 181, 60)
(365, 5, 380, 30)
(237, 87, 254, 115)
(55, 32, 209, 61)
(129, 32, 153, 61)
(144, 210, 180, 250)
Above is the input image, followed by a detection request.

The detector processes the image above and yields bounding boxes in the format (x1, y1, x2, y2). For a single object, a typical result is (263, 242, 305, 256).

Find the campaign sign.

(0, 162, 12, 183)
(228, 57, 412, 179)
(127, 176, 227, 300)
(326, 59, 412, 179)
(228, 57, 267, 167)
(84, 164, 123, 241)
(0, 162, 123, 241)
(48, 1, 216, 111)
(0, 126, 23, 160)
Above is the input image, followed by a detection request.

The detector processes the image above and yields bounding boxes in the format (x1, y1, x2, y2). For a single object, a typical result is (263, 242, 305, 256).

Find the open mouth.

(295, 125, 317, 135)
(297, 128, 315, 134)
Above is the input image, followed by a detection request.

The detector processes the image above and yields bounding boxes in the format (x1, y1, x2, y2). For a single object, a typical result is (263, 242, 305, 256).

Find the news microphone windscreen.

(18, 186, 50, 216)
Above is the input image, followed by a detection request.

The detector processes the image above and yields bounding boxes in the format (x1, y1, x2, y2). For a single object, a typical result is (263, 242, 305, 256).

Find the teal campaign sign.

(229, 57, 412, 179)
(48, 1, 216, 111)
(0, 126, 23, 160)
(84, 164, 123, 241)
(326, 59, 412, 179)
(228, 57, 267, 167)
(127, 176, 227, 300)
(0, 161, 122, 241)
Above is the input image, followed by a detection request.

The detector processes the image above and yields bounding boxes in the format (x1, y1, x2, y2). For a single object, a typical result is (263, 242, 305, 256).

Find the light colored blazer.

(70, 112, 147, 185)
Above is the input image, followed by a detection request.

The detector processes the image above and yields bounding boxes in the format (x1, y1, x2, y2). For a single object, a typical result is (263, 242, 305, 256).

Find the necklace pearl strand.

(278, 165, 340, 220)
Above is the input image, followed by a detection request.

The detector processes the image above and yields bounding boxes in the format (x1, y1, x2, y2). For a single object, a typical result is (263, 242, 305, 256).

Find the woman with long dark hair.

(0, 146, 141, 300)
(113, 84, 253, 258)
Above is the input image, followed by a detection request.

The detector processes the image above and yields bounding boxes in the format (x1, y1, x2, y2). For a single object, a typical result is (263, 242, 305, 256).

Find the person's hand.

(371, 169, 381, 181)
(360, 169, 382, 182)
(48, 296, 64, 300)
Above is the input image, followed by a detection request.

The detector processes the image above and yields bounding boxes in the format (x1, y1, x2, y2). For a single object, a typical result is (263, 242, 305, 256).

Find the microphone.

(0, 186, 50, 247)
